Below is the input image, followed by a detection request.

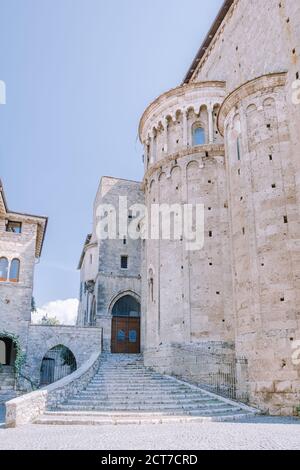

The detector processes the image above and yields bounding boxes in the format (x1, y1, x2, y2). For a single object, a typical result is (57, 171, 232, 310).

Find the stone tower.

(139, 83, 235, 375)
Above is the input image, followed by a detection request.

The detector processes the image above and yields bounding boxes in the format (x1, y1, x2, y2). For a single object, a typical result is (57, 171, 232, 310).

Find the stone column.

(151, 130, 156, 163)
(145, 138, 150, 171)
(208, 104, 214, 144)
(163, 118, 168, 154)
(183, 110, 188, 147)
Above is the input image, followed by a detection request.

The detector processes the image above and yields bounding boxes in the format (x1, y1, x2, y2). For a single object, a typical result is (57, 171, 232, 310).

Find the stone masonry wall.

(140, 84, 234, 365)
(94, 177, 144, 351)
(23, 325, 102, 389)
(0, 219, 38, 368)
(218, 73, 300, 415)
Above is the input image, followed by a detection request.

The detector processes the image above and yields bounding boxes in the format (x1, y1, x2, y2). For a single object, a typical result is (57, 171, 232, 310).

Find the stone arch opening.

(0, 336, 17, 366)
(111, 294, 141, 354)
(40, 345, 77, 387)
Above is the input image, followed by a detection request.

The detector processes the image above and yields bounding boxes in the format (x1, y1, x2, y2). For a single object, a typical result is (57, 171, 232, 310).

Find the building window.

(121, 256, 128, 269)
(9, 259, 20, 283)
(0, 257, 8, 282)
(6, 221, 22, 234)
(123, 237, 127, 245)
(192, 125, 205, 146)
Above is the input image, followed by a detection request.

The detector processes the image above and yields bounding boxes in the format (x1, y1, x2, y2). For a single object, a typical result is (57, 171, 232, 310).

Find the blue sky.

(0, 0, 223, 307)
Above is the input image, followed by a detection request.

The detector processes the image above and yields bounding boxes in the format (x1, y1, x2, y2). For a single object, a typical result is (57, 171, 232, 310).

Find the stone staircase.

(0, 366, 17, 405)
(35, 354, 258, 425)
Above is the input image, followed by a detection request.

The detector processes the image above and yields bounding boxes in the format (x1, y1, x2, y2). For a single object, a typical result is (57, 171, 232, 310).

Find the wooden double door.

(111, 317, 141, 354)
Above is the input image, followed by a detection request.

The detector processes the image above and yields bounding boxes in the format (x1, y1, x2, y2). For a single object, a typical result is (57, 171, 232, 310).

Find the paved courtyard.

(0, 416, 299, 450)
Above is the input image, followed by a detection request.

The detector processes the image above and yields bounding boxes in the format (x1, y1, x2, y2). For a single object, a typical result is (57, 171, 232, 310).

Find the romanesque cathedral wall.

(218, 72, 300, 414)
(140, 83, 236, 387)
(140, 0, 300, 414)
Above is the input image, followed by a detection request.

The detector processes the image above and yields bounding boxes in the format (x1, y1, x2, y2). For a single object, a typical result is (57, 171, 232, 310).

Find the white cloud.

(32, 298, 79, 326)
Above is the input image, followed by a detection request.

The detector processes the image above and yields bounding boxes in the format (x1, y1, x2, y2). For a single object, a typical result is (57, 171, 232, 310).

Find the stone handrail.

(5, 351, 102, 428)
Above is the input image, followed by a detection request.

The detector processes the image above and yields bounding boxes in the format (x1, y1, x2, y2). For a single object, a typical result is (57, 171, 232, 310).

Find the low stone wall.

(5, 351, 102, 428)
(20, 324, 102, 390)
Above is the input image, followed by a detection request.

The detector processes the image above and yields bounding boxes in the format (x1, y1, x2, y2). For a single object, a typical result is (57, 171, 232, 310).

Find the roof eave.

(182, 0, 235, 85)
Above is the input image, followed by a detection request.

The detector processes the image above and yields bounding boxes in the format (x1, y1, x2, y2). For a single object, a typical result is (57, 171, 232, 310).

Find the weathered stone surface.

(5, 352, 101, 427)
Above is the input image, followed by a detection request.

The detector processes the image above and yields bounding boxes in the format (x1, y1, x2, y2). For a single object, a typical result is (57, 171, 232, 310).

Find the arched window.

(192, 125, 206, 146)
(9, 259, 20, 283)
(112, 295, 141, 318)
(0, 257, 8, 282)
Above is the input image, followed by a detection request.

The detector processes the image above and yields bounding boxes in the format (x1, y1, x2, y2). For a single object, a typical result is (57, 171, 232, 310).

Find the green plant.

(0, 331, 26, 377)
(40, 315, 60, 326)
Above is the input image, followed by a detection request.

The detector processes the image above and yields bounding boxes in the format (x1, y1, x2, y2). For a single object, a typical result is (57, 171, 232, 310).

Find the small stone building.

(0, 180, 101, 393)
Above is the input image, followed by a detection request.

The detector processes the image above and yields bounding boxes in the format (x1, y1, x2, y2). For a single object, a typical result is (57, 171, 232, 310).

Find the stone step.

(52, 405, 242, 414)
(77, 392, 210, 400)
(0, 374, 15, 379)
(67, 397, 225, 407)
(86, 383, 193, 389)
(44, 353, 258, 425)
(55, 403, 241, 412)
(35, 410, 254, 426)
(0, 366, 14, 372)
(0, 385, 15, 391)
(0, 379, 15, 384)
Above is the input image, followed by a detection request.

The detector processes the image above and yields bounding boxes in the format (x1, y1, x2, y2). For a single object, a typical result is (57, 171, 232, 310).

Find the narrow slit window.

(121, 256, 128, 269)
(237, 137, 241, 161)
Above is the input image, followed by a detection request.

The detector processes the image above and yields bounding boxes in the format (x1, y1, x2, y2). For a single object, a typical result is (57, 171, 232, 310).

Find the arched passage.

(111, 294, 141, 354)
(0, 336, 17, 366)
(40, 345, 77, 386)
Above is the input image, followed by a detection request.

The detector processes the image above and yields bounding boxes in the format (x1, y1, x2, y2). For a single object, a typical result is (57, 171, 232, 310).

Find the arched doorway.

(111, 295, 141, 354)
(40, 345, 77, 386)
(0, 337, 17, 366)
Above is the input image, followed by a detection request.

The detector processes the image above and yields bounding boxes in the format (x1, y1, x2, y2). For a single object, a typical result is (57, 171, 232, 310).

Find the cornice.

(217, 72, 287, 136)
(139, 81, 226, 142)
(143, 144, 225, 187)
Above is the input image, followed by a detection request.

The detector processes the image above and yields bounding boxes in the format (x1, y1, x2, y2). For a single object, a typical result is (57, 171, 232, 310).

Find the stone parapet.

(5, 351, 102, 427)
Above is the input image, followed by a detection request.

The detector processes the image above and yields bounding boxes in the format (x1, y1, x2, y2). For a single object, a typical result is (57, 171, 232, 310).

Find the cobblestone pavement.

(0, 417, 300, 450)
